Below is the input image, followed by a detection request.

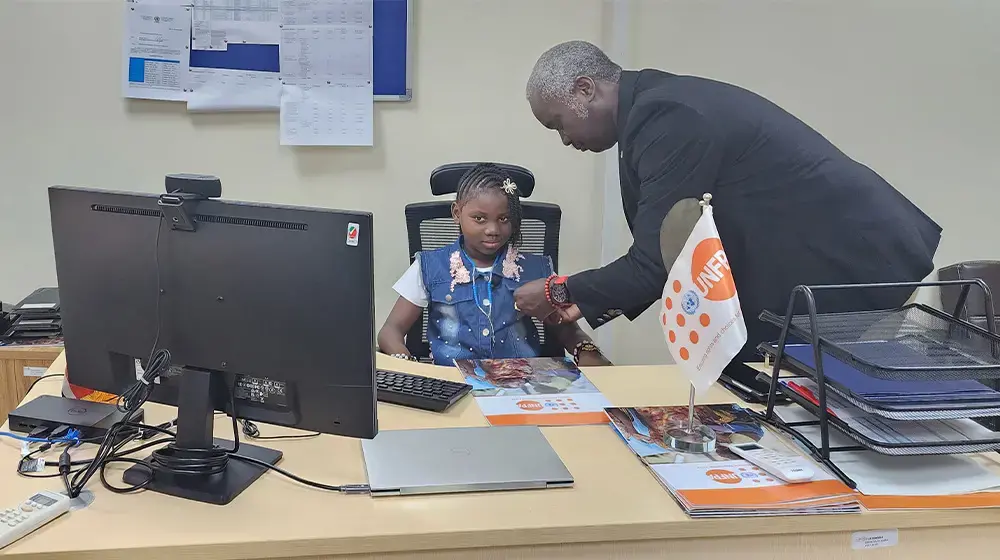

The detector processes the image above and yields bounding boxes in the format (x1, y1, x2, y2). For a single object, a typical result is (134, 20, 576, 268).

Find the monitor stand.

(122, 367, 282, 505)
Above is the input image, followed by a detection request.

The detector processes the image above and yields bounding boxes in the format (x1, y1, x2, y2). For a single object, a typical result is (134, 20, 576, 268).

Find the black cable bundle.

(61, 349, 174, 497)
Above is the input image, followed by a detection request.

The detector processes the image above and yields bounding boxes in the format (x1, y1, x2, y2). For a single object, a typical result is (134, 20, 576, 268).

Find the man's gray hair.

(526, 40, 622, 108)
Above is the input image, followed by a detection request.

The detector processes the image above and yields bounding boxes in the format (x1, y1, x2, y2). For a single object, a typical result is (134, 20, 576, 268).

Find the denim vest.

(420, 239, 553, 366)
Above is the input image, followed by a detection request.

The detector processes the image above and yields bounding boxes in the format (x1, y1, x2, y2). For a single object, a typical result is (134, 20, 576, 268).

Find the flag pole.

(667, 384, 716, 453)
(690, 191, 710, 435)
(687, 384, 696, 430)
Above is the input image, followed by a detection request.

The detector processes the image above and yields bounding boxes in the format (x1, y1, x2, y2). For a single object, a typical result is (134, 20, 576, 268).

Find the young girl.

(378, 163, 611, 367)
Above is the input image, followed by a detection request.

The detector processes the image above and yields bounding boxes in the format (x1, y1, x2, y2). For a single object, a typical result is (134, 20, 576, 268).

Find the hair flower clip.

(500, 178, 519, 196)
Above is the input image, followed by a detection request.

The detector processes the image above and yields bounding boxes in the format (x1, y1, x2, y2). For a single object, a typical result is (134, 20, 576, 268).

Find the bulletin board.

(188, 0, 411, 101)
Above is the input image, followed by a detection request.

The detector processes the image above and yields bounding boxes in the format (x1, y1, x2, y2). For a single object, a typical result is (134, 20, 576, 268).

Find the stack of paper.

(774, 404, 1000, 510)
(606, 404, 860, 518)
(782, 344, 1000, 409)
(779, 377, 1000, 452)
(454, 358, 611, 427)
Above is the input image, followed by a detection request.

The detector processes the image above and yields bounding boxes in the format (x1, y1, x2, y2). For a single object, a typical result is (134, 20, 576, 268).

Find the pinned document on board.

(279, 24, 373, 82)
(280, 0, 373, 26)
(123, 2, 191, 101)
(187, 68, 281, 112)
(191, 0, 282, 51)
(278, 0, 374, 146)
(279, 81, 373, 146)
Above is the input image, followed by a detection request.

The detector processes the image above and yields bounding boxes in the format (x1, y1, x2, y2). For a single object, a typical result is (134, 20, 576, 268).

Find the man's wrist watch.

(546, 275, 572, 308)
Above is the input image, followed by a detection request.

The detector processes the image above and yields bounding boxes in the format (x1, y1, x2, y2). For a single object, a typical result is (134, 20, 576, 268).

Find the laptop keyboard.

(376, 369, 472, 413)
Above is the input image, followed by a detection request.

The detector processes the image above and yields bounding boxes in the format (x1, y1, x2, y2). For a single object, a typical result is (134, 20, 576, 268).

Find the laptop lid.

(361, 426, 573, 496)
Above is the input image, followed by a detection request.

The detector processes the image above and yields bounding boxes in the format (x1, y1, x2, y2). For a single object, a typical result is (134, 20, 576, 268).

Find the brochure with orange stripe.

(61, 364, 118, 404)
(606, 404, 860, 518)
(454, 358, 611, 426)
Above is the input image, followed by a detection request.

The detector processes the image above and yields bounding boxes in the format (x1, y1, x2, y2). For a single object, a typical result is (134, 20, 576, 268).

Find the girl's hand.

(576, 351, 613, 367)
(544, 304, 582, 325)
(513, 278, 556, 318)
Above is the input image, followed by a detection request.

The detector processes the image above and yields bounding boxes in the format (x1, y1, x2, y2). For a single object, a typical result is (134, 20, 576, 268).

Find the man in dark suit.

(514, 40, 942, 369)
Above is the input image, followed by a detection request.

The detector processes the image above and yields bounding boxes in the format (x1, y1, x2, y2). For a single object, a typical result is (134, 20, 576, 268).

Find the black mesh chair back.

(402, 163, 563, 360)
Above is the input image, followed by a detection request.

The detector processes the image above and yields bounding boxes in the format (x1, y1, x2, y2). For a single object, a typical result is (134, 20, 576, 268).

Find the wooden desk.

(0, 344, 63, 421)
(3, 354, 1000, 559)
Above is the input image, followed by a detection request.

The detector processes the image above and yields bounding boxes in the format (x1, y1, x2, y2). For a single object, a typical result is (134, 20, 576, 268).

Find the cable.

(0, 430, 80, 445)
(26, 436, 171, 470)
(25, 373, 64, 396)
(64, 348, 172, 497)
(58, 445, 75, 497)
(118, 349, 171, 414)
(239, 419, 320, 441)
(18, 402, 364, 495)
(137, 377, 241, 481)
(229, 453, 369, 494)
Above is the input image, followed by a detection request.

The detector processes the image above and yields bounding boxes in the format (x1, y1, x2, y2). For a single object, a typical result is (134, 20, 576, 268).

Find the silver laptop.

(361, 425, 574, 496)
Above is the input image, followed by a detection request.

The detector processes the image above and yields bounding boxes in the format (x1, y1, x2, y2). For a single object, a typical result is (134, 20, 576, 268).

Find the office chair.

(938, 261, 1000, 431)
(403, 163, 563, 361)
(938, 261, 1000, 331)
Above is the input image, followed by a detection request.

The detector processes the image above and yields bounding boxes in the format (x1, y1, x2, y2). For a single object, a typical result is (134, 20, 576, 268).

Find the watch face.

(551, 283, 569, 304)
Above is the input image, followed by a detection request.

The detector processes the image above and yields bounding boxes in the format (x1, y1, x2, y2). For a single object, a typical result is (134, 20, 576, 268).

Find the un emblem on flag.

(681, 290, 700, 315)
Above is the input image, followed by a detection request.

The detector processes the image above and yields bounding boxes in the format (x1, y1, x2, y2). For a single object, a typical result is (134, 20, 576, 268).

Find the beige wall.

(608, 0, 1000, 365)
(2, 0, 997, 366)
(0, 0, 605, 338)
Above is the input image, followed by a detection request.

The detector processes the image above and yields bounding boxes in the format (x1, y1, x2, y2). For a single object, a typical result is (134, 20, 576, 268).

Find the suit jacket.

(566, 69, 942, 358)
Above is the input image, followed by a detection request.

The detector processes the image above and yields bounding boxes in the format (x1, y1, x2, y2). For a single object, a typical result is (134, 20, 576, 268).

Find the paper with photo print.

(606, 404, 859, 517)
(454, 357, 610, 426)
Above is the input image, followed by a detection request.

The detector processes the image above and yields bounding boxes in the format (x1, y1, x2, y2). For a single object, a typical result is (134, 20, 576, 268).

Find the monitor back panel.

(48, 186, 377, 438)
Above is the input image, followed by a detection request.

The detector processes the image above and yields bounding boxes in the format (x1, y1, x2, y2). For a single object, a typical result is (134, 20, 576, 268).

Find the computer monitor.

(48, 184, 377, 504)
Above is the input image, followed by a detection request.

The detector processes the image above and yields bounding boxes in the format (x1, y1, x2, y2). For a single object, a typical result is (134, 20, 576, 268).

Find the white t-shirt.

(392, 254, 493, 309)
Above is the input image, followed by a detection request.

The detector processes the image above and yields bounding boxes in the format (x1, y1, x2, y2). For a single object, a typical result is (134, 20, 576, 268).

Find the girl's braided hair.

(454, 163, 523, 248)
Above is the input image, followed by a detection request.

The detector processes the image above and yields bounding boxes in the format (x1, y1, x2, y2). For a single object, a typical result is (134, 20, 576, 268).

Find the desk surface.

(3, 354, 1000, 559)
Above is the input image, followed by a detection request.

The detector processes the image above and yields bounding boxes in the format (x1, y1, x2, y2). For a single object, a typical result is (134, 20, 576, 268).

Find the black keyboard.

(376, 369, 472, 413)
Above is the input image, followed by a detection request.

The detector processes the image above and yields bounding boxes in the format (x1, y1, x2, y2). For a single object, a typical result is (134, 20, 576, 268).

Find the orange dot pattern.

(661, 285, 714, 362)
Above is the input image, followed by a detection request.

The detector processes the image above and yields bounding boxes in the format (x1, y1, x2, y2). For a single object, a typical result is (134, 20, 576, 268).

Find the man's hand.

(543, 304, 583, 325)
(513, 278, 556, 318)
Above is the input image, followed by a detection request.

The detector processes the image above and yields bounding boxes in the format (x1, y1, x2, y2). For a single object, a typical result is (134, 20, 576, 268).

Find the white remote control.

(727, 442, 815, 483)
(0, 490, 72, 550)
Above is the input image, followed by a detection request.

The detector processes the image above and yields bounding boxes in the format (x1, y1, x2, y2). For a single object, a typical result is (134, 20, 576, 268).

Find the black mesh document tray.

(759, 304, 1000, 381)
